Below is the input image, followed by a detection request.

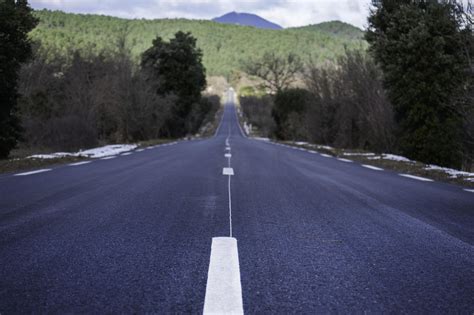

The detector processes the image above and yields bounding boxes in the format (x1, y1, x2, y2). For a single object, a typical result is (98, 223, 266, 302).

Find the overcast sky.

(29, 0, 374, 29)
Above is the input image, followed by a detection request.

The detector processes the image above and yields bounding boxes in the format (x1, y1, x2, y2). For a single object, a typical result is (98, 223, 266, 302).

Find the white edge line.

(121, 152, 132, 156)
(320, 153, 332, 158)
(69, 161, 92, 166)
(399, 174, 433, 182)
(337, 158, 353, 163)
(362, 164, 383, 171)
(203, 237, 243, 315)
(100, 156, 116, 160)
(14, 169, 52, 176)
(463, 189, 474, 193)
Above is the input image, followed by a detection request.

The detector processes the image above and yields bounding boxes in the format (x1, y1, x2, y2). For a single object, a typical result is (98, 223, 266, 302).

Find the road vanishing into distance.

(1, 90, 473, 313)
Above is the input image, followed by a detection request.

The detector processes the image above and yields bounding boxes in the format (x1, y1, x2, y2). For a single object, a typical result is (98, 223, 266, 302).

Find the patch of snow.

(79, 144, 137, 158)
(28, 144, 137, 160)
(424, 164, 474, 179)
(254, 137, 270, 141)
(382, 154, 414, 162)
(294, 141, 309, 146)
(343, 152, 376, 156)
(29, 152, 73, 159)
(368, 154, 414, 163)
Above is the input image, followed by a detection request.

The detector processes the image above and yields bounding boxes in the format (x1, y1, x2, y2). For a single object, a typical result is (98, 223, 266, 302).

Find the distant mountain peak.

(212, 12, 283, 30)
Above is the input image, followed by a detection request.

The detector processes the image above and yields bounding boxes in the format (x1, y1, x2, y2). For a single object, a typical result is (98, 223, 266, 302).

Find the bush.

(240, 95, 276, 137)
(272, 88, 313, 140)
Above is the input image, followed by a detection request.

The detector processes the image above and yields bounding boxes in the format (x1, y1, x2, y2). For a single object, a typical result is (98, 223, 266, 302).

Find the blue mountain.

(212, 12, 283, 30)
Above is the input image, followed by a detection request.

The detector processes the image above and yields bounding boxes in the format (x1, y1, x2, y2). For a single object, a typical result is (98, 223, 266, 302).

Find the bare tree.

(242, 52, 303, 94)
(303, 50, 395, 151)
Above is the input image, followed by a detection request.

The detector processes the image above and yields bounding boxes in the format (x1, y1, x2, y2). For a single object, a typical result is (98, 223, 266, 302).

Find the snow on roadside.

(253, 137, 270, 141)
(368, 154, 415, 163)
(343, 152, 376, 156)
(28, 144, 137, 159)
(291, 141, 334, 151)
(424, 164, 474, 179)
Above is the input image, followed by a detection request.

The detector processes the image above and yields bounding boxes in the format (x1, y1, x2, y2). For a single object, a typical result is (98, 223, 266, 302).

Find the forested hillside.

(30, 10, 366, 76)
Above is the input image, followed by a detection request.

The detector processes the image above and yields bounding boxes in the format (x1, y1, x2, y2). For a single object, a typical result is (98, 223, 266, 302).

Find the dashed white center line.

(14, 169, 52, 176)
(362, 164, 384, 171)
(69, 161, 92, 166)
(337, 158, 353, 163)
(203, 237, 243, 315)
(225, 153, 232, 158)
(223, 167, 234, 176)
(225, 147, 231, 151)
(399, 174, 433, 182)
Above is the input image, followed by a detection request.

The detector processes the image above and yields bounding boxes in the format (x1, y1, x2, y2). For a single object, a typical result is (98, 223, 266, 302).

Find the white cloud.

(30, 0, 373, 29)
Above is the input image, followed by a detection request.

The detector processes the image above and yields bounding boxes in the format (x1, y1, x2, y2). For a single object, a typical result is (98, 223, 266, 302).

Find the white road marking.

(362, 164, 383, 171)
(337, 158, 353, 163)
(463, 189, 474, 193)
(223, 167, 234, 176)
(146, 147, 154, 150)
(226, 147, 231, 151)
(14, 169, 52, 176)
(136, 149, 145, 152)
(121, 152, 132, 156)
(399, 174, 433, 182)
(203, 237, 244, 315)
(225, 153, 232, 158)
(100, 156, 116, 160)
(69, 161, 92, 166)
(320, 154, 332, 158)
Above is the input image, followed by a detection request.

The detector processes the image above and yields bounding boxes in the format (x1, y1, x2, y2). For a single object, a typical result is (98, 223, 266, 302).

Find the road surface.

(1, 90, 473, 313)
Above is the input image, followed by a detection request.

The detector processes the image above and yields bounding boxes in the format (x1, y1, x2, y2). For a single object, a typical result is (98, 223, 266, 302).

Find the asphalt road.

(1, 90, 473, 313)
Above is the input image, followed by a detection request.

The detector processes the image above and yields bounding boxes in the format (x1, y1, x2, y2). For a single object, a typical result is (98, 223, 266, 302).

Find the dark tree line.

(17, 31, 219, 152)
(366, 0, 473, 169)
(241, 49, 394, 152)
(241, 0, 473, 170)
(1, 1, 219, 156)
(0, 0, 37, 158)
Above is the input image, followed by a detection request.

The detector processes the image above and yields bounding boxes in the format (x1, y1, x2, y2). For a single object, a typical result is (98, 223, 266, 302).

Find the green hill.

(30, 10, 367, 76)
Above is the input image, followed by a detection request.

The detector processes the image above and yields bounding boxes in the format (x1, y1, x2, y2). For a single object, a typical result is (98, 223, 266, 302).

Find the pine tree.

(366, 0, 471, 168)
(141, 31, 206, 137)
(0, 0, 38, 158)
